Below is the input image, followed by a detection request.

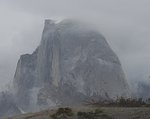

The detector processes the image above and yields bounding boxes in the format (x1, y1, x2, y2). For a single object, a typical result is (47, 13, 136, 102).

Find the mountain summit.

(1, 19, 130, 117)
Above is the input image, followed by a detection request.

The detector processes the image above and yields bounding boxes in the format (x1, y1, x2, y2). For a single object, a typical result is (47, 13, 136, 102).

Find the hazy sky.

(0, 0, 150, 89)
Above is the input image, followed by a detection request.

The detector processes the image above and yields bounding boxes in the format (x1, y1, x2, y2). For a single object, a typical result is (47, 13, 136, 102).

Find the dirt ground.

(103, 107, 150, 119)
(4, 106, 150, 119)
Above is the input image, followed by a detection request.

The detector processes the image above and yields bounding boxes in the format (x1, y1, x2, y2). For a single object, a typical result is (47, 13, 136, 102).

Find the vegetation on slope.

(86, 97, 150, 107)
(50, 107, 112, 119)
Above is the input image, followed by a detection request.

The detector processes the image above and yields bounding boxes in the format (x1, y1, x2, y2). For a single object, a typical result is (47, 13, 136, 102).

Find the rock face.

(12, 19, 130, 112)
(0, 92, 21, 118)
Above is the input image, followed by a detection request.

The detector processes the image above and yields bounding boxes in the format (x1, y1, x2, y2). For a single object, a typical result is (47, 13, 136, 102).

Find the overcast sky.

(0, 0, 150, 90)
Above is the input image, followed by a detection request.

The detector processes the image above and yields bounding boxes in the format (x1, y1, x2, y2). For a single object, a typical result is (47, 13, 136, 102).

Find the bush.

(77, 109, 112, 119)
(51, 107, 74, 119)
(116, 97, 146, 107)
(87, 97, 150, 107)
(51, 108, 112, 119)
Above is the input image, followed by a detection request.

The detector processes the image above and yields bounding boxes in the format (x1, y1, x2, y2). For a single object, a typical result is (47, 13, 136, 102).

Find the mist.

(0, 0, 150, 95)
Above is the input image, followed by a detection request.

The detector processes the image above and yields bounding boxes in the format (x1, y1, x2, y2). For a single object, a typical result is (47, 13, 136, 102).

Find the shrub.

(77, 109, 112, 119)
(87, 97, 150, 107)
(51, 107, 74, 119)
(51, 108, 112, 119)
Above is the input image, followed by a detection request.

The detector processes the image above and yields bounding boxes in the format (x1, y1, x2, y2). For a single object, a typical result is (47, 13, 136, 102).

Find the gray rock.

(0, 92, 21, 118)
(12, 19, 130, 112)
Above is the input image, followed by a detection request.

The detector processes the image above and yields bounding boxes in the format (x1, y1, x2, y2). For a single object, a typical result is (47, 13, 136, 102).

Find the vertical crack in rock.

(37, 19, 56, 85)
(51, 30, 61, 87)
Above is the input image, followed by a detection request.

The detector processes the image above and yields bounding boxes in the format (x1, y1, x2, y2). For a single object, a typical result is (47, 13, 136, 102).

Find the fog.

(0, 0, 150, 92)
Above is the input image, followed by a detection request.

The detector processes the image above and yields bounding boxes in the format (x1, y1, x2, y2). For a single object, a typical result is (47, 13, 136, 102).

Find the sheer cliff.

(12, 19, 130, 113)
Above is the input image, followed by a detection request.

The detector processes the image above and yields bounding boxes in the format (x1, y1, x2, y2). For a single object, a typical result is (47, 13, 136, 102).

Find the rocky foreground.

(5, 106, 150, 119)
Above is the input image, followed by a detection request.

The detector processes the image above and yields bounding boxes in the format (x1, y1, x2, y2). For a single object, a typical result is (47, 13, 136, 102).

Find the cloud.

(0, 0, 150, 90)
